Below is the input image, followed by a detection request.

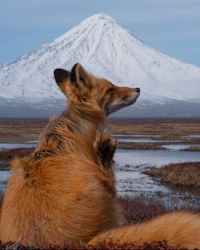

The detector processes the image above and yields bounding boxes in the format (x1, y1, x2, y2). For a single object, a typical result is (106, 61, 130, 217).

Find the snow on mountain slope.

(0, 13, 200, 106)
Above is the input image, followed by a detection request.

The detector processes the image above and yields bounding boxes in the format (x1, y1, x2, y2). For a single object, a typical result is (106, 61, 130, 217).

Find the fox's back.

(0, 152, 123, 246)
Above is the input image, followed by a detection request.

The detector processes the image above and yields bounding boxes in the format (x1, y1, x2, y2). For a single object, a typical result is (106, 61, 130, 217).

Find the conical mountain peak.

(85, 13, 116, 22)
(0, 14, 200, 106)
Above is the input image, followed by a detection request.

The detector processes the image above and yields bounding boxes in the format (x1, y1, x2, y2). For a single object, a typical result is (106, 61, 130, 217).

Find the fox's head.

(54, 63, 140, 116)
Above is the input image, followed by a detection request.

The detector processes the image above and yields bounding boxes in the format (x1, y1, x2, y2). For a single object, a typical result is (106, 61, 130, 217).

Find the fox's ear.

(54, 68, 70, 87)
(70, 63, 89, 88)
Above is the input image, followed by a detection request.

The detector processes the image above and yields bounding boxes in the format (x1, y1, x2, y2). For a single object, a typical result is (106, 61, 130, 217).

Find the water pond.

(113, 137, 181, 143)
(162, 144, 200, 151)
(1, 143, 200, 206)
(0, 142, 37, 151)
(186, 135, 200, 139)
(114, 149, 200, 206)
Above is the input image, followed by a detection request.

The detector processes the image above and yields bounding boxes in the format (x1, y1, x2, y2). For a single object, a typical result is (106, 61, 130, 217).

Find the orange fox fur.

(88, 211, 200, 249)
(0, 63, 139, 247)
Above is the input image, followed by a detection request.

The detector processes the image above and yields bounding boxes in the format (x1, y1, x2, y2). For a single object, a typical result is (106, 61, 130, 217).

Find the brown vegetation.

(1, 119, 200, 143)
(0, 241, 184, 249)
(181, 146, 200, 152)
(0, 148, 35, 170)
(145, 162, 200, 187)
(108, 120, 200, 141)
(0, 147, 35, 161)
(118, 195, 167, 224)
(0, 119, 47, 142)
(117, 142, 164, 150)
(117, 141, 200, 151)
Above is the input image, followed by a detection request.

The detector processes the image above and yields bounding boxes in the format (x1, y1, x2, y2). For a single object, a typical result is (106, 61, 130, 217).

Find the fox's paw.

(94, 130, 117, 169)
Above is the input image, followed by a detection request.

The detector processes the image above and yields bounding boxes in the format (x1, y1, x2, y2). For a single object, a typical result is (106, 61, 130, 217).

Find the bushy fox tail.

(88, 211, 200, 249)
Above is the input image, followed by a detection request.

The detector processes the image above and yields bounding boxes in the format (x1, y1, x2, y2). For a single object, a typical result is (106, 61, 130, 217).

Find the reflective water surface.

(1, 143, 200, 206)
(0, 142, 37, 151)
(161, 144, 200, 150)
(113, 137, 181, 143)
(186, 135, 200, 139)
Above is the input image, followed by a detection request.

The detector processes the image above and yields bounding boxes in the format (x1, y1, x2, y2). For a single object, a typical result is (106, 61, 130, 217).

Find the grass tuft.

(0, 147, 35, 161)
(117, 142, 164, 150)
(0, 147, 35, 169)
(181, 146, 200, 152)
(145, 162, 200, 188)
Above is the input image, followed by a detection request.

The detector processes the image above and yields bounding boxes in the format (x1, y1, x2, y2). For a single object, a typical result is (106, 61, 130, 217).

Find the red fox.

(0, 63, 139, 247)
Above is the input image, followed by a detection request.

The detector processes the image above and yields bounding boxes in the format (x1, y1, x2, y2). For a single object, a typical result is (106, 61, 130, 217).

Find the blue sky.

(0, 0, 200, 66)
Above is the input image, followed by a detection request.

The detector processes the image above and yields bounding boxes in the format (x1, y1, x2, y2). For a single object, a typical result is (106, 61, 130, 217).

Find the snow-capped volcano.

(0, 13, 200, 108)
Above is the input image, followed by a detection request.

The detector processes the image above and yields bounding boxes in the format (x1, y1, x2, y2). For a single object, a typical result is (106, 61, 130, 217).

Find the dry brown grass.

(145, 162, 200, 187)
(118, 195, 167, 224)
(181, 146, 200, 152)
(1, 119, 200, 143)
(156, 133, 184, 140)
(0, 147, 35, 161)
(117, 142, 164, 150)
(108, 119, 200, 140)
(0, 241, 181, 249)
(116, 141, 200, 152)
(0, 147, 35, 170)
(0, 119, 47, 142)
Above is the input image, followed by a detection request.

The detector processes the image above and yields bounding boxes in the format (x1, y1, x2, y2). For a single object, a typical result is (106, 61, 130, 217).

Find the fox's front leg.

(93, 130, 117, 176)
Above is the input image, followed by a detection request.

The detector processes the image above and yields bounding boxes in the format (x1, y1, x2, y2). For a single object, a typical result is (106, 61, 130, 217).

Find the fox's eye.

(106, 88, 114, 94)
